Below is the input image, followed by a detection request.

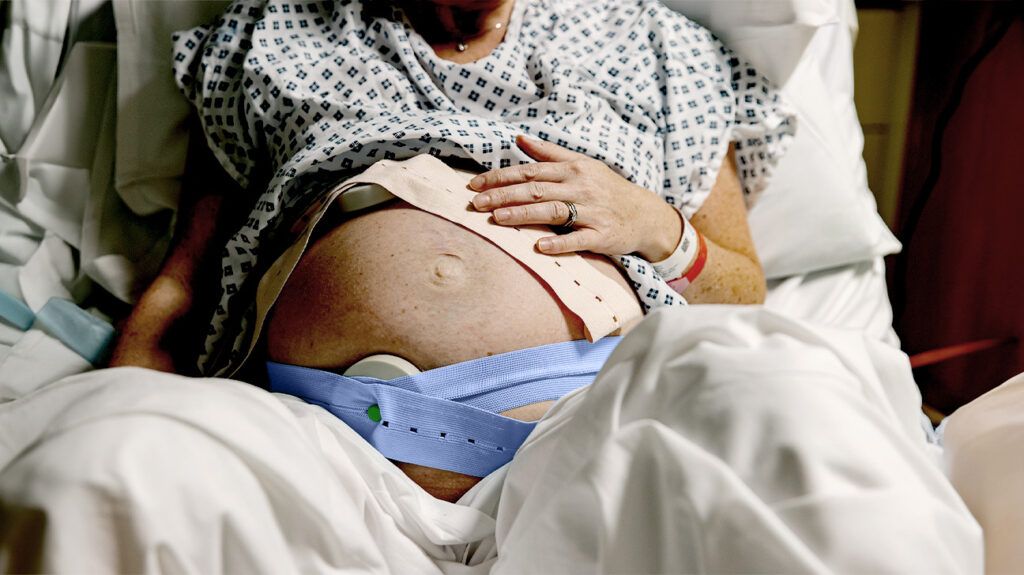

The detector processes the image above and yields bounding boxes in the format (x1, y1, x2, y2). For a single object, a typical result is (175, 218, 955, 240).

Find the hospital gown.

(171, 0, 795, 376)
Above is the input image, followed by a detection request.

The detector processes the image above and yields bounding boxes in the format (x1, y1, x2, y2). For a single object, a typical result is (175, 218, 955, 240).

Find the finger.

(536, 229, 602, 255)
(515, 135, 586, 163)
(469, 160, 568, 191)
(492, 200, 575, 226)
(471, 181, 573, 210)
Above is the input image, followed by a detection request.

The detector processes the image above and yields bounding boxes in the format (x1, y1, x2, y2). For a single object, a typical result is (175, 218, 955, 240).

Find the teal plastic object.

(33, 298, 116, 365)
(0, 289, 35, 331)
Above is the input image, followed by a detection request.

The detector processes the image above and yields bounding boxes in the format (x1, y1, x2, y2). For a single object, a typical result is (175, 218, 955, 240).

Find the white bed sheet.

(0, 306, 981, 573)
(765, 256, 899, 347)
(0, 14, 173, 363)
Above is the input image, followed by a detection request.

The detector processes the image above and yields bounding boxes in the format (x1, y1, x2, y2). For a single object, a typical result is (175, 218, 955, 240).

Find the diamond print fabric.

(172, 0, 795, 375)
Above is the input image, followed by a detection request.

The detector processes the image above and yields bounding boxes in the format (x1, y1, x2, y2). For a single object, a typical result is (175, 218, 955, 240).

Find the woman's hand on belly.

(468, 135, 683, 262)
(471, 139, 767, 305)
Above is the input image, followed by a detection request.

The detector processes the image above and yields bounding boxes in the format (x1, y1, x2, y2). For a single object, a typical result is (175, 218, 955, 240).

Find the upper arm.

(108, 121, 245, 373)
(687, 144, 761, 267)
(167, 120, 245, 280)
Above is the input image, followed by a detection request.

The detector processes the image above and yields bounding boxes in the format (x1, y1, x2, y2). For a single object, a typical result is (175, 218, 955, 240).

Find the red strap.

(666, 232, 707, 295)
(908, 337, 1015, 369)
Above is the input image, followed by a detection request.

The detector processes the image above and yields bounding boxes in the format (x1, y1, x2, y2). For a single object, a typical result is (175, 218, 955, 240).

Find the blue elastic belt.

(266, 337, 620, 477)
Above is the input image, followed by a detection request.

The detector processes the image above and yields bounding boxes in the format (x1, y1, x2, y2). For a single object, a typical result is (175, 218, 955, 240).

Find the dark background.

(861, 0, 1024, 415)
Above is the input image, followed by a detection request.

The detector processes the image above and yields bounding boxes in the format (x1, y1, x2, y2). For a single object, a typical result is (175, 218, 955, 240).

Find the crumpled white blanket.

(0, 306, 981, 573)
(1, 13, 173, 360)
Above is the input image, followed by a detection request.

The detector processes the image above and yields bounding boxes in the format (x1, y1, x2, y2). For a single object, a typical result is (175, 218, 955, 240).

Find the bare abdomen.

(266, 200, 638, 500)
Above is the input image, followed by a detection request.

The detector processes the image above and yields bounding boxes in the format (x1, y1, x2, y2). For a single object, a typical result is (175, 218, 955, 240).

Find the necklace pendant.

(457, 41, 468, 52)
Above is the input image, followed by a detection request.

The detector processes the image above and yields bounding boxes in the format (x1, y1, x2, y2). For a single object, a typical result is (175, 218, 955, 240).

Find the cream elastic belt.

(240, 155, 641, 374)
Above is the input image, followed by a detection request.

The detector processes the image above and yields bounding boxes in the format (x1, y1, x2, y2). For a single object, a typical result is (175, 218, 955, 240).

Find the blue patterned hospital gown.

(172, 0, 795, 376)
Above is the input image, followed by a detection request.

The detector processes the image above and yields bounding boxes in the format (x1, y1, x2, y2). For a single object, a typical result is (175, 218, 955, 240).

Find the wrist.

(127, 275, 196, 337)
(640, 197, 684, 262)
(666, 230, 708, 294)
(146, 275, 195, 311)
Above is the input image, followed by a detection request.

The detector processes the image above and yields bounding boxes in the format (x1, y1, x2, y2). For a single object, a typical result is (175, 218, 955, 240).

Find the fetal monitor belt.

(266, 337, 620, 477)
(243, 154, 641, 375)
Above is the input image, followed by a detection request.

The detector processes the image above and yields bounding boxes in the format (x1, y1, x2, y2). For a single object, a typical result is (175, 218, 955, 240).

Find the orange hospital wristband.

(666, 231, 707, 294)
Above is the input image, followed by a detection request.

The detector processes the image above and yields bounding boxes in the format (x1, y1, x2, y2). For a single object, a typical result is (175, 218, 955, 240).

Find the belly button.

(429, 253, 466, 287)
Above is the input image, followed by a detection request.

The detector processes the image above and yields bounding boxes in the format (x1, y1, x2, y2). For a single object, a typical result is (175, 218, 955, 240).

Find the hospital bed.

(0, 0, 991, 572)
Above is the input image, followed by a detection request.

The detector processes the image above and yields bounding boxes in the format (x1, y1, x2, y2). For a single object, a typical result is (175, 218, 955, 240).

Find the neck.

(400, 1, 514, 46)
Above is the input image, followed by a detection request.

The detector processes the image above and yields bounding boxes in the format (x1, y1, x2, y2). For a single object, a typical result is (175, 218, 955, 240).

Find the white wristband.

(651, 212, 699, 281)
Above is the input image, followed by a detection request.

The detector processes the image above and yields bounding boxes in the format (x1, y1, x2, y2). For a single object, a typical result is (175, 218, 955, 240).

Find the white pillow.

(113, 0, 898, 279)
(750, 10, 901, 278)
(660, 0, 838, 85)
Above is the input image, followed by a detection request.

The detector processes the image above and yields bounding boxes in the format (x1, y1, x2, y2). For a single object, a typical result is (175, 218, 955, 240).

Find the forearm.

(678, 239, 766, 304)
(108, 191, 226, 373)
(646, 145, 766, 305)
(108, 275, 196, 372)
(108, 114, 241, 373)
(644, 216, 765, 305)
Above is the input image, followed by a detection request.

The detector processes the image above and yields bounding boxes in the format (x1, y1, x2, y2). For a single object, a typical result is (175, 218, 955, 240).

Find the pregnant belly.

(266, 200, 639, 500)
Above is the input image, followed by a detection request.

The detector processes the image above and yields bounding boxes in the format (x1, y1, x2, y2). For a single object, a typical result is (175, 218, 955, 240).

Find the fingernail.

(472, 194, 491, 210)
(493, 208, 509, 222)
(537, 238, 553, 251)
(470, 175, 485, 190)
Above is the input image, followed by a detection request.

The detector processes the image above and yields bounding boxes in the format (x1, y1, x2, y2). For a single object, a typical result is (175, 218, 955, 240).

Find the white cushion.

(660, 0, 838, 84)
(751, 11, 900, 277)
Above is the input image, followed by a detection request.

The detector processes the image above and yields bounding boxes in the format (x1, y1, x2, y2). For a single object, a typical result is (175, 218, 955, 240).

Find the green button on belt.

(366, 404, 382, 423)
